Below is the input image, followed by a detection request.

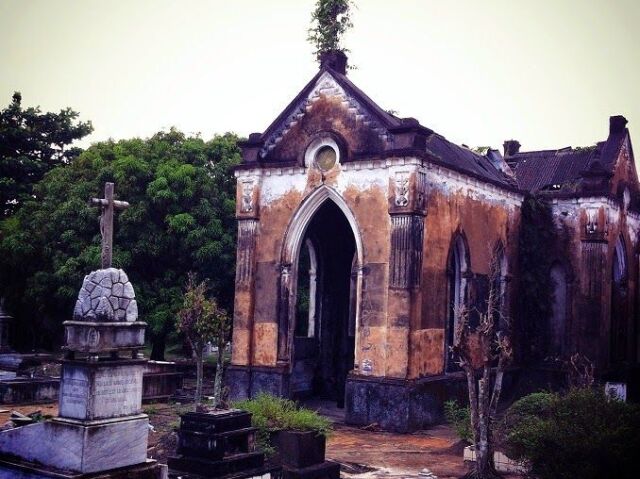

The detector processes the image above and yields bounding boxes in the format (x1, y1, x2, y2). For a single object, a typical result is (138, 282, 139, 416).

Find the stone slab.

(168, 452, 264, 477)
(177, 427, 256, 460)
(63, 321, 146, 353)
(59, 361, 144, 420)
(179, 410, 252, 434)
(282, 461, 340, 479)
(0, 458, 166, 478)
(0, 354, 55, 372)
(0, 415, 149, 474)
(464, 446, 528, 474)
(0, 377, 59, 404)
(166, 465, 280, 479)
(0, 370, 17, 380)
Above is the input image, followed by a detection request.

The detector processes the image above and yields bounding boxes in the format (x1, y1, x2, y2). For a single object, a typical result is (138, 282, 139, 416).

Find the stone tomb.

(0, 267, 163, 478)
(168, 410, 279, 478)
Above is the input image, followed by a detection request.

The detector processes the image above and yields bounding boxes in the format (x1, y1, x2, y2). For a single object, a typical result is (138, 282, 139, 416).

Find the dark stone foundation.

(226, 365, 290, 400)
(228, 365, 469, 433)
(344, 373, 468, 433)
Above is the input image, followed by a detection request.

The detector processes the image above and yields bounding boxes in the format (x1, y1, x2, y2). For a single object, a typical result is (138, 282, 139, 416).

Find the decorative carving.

(416, 170, 427, 210)
(390, 215, 424, 288)
(277, 262, 293, 362)
(260, 71, 389, 158)
(394, 172, 410, 207)
(584, 208, 608, 240)
(235, 220, 258, 285)
(240, 180, 254, 213)
(281, 264, 291, 284)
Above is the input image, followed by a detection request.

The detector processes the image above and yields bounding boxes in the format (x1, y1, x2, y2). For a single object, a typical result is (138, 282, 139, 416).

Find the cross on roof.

(91, 182, 129, 269)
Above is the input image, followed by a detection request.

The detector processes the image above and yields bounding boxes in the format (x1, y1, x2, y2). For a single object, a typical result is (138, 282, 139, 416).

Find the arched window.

(611, 236, 628, 362)
(295, 239, 318, 338)
(613, 236, 627, 284)
(549, 263, 567, 356)
(491, 242, 508, 330)
(447, 234, 469, 371)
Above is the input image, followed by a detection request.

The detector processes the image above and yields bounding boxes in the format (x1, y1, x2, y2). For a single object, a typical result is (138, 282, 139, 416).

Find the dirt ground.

(1, 401, 523, 479)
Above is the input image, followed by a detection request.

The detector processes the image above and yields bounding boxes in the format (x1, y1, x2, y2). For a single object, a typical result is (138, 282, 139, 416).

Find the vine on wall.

(517, 194, 556, 363)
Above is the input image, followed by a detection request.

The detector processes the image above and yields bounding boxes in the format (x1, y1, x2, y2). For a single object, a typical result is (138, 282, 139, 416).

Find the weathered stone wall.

(232, 161, 393, 377)
(549, 196, 640, 371)
(538, 143, 640, 372)
(412, 166, 521, 378)
(229, 69, 521, 388)
(231, 157, 521, 382)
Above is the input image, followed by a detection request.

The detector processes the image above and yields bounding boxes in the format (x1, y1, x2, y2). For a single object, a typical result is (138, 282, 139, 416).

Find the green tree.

(307, 0, 354, 61)
(177, 274, 230, 406)
(0, 92, 93, 219)
(0, 129, 240, 357)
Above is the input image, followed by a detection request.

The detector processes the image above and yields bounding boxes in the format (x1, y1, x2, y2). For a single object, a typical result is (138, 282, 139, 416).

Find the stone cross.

(91, 182, 129, 269)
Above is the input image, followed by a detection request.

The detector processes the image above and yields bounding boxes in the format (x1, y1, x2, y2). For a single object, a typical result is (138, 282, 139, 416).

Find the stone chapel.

(227, 51, 639, 432)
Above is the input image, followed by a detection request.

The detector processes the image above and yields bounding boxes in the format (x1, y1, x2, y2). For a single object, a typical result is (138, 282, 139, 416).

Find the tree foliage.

(307, 0, 354, 61)
(0, 92, 93, 219)
(0, 129, 240, 356)
(501, 389, 640, 479)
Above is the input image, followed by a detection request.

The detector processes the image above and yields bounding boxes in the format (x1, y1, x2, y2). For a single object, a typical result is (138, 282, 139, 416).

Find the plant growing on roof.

(176, 273, 230, 407)
(307, 0, 354, 61)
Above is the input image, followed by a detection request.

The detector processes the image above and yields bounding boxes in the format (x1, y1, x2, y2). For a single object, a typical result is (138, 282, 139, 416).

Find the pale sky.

(1, 0, 639, 154)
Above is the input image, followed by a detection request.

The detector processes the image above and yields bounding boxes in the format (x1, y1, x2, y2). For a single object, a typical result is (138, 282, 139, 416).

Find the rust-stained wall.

(545, 143, 640, 372)
(230, 65, 525, 383)
(411, 176, 519, 378)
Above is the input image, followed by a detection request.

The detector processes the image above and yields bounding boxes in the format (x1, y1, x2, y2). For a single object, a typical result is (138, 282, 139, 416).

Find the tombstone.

(0, 300, 60, 405)
(168, 409, 279, 478)
(0, 183, 165, 478)
(605, 382, 627, 402)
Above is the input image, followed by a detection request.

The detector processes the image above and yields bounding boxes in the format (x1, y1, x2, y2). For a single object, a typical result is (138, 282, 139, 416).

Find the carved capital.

(236, 178, 259, 219)
(388, 169, 428, 215)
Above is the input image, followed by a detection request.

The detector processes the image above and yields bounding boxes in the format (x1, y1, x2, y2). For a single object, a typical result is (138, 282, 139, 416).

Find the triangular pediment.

(258, 69, 399, 160)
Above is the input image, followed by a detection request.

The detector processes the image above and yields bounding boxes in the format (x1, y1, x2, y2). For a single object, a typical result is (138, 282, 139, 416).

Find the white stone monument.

(0, 183, 164, 478)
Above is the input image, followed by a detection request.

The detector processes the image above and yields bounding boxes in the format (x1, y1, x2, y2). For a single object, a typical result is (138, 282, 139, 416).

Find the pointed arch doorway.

(279, 187, 362, 408)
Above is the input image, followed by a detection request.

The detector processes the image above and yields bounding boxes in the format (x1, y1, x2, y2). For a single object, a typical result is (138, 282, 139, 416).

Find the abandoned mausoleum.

(227, 51, 640, 432)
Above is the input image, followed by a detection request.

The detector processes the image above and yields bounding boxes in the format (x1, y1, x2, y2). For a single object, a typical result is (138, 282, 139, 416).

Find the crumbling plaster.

(233, 155, 522, 380)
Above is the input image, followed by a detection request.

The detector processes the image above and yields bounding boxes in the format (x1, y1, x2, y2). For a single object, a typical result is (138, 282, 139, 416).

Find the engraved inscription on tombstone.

(92, 366, 143, 418)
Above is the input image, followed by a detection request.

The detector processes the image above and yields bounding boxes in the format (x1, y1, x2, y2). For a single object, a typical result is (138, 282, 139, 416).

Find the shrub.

(501, 388, 640, 479)
(233, 393, 333, 455)
(444, 400, 473, 443)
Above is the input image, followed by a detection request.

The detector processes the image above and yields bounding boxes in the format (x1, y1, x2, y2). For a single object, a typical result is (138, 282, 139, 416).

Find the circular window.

(315, 145, 337, 171)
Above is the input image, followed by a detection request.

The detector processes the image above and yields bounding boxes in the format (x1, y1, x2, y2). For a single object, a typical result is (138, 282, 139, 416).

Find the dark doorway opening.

(291, 200, 356, 408)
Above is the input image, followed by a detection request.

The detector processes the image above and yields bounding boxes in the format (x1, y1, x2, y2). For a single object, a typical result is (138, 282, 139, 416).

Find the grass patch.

(233, 393, 332, 455)
(444, 400, 472, 443)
